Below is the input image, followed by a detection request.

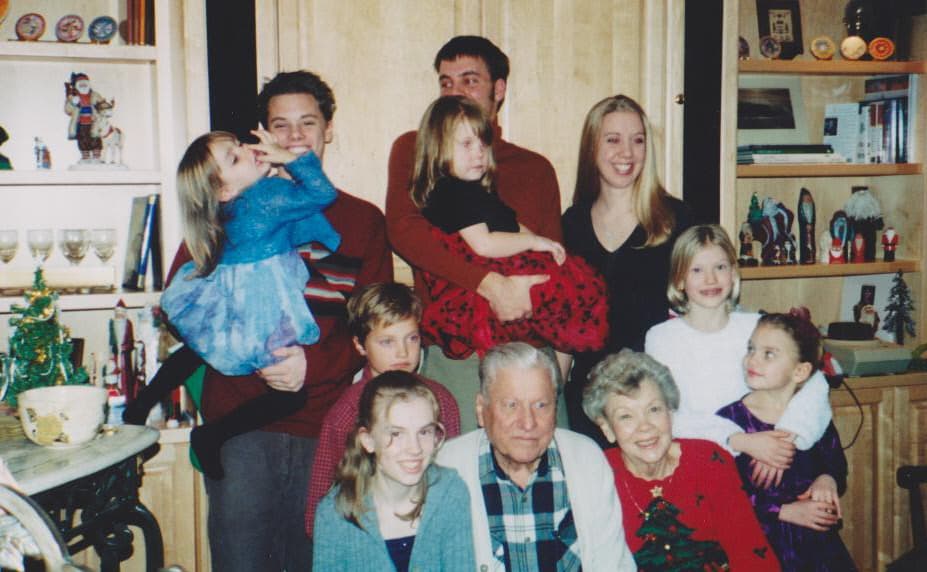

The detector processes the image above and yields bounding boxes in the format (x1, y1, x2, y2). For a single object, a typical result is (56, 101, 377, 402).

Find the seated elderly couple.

(312, 341, 783, 571)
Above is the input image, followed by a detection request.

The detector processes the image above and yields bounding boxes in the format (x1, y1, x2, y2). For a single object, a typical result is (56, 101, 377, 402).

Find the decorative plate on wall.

(88, 16, 117, 44)
(55, 14, 84, 43)
(15, 13, 45, 41)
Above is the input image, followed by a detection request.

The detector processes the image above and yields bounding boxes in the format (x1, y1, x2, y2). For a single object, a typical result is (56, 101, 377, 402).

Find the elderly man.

(436, 342, 635, 571)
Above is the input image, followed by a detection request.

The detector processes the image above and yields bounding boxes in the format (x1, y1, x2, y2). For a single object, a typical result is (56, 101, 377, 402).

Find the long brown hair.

(572, 95, 676, 247)
(176, 131, 236, 276)
(333, 371, 445, 528)
(410, 95, 496, 208)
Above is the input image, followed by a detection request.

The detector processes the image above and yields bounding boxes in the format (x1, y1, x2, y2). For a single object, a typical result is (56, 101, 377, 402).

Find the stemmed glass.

(26, 229, 54, 266)
(90, 228, 117, 263)
(0, 230, 17, 264)
(59, 229, 90, 266)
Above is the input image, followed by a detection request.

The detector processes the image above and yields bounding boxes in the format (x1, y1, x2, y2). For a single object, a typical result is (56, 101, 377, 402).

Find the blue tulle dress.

(161, 151, 341, 376)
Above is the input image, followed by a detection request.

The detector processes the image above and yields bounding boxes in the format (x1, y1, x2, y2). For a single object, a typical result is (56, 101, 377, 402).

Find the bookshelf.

(721, 2, 927, 569)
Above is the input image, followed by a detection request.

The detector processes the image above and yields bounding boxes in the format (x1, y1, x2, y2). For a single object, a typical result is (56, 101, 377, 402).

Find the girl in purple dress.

(717, 312, 857, 571)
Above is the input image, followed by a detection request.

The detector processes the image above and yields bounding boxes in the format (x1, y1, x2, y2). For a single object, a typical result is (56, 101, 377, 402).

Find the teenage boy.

(385, 36, 562, 431)
(304, 282, 461, 536)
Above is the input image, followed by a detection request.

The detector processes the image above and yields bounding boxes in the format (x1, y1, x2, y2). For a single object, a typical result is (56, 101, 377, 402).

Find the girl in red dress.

(409, 95, 608, 372)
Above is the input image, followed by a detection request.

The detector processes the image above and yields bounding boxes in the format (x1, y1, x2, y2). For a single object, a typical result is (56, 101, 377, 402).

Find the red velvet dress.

(420, 177, 608, 359)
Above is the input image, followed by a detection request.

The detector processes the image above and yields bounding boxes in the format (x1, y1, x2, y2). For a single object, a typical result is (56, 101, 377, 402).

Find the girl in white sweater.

(645, 224, 832, 488)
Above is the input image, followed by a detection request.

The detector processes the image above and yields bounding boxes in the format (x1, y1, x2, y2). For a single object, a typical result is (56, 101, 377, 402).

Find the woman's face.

(597, 378, 673, 467)
(595, 111, 646, 193)
(361, 395, 441, 490)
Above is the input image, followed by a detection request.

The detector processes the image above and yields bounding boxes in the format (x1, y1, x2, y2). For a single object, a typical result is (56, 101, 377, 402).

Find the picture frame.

(756, 0, 803, 60)
(737, 75, 809, 145)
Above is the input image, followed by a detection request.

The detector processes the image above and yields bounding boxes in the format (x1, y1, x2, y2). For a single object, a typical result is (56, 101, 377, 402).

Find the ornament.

(840, 36, 867, 60)
(868, 37, 895, 60)
(810, 36, 836, 60)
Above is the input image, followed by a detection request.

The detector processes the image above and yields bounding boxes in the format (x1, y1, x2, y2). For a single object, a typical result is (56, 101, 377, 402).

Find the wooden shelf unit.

(739, 59, 927, 76)
(741, 259, 920, 280)
(737, 163, 923, 178)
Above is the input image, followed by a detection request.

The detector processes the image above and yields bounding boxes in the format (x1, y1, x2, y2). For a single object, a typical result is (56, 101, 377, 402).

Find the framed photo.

(737, 75, 809, 145)
(756, 0, 803, 59)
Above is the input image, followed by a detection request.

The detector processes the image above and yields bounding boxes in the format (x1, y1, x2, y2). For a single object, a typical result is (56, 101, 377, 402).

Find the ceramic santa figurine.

(851, 232, 866, 263)
(882, 227, 898, 262)
(108, 299, 136, 400)
(829, 237, 846, 264)
(64, 72, 105, 164)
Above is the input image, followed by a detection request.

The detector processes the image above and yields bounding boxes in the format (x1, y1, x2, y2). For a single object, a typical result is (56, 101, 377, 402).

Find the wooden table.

(0, 425, 164, 571)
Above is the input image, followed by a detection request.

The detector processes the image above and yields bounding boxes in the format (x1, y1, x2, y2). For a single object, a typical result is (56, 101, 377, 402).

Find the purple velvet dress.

(716, 400, 858, 572)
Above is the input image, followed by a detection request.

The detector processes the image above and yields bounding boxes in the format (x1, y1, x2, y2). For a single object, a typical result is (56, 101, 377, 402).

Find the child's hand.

(799, 474, 842, 518)
(749, 459, 785, 489)
(731, 430, 796, 470)
(247, 128, 299, 166)
(779, 498, 840, 531)
(531, 236, 566, 265)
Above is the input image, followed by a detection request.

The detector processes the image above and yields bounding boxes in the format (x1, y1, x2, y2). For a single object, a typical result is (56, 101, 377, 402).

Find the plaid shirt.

(479, 433, 582, 571)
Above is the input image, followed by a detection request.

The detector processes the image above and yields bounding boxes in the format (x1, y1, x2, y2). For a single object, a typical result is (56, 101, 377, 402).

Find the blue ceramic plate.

(88, 15, 117, 44)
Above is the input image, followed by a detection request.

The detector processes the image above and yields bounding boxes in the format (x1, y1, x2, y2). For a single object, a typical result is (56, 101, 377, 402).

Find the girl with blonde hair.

(313, 371, 474, 571)
(563, 94, 694, 445)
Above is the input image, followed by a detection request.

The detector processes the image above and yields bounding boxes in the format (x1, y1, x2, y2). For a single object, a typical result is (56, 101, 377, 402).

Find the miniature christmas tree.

(883, 270, 916, 345)
(5, 269, 88, 407)
(633, 492, 729, 571)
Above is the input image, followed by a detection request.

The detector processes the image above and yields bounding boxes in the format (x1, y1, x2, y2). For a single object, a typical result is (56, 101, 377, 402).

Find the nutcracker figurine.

(882, 227, 898, 262)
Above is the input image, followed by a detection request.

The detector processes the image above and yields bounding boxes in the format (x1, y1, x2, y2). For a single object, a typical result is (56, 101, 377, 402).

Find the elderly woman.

(583, 349, 780, 571)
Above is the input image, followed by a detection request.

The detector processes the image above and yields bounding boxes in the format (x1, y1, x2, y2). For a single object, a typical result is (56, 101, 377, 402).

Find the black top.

(562, 196, 693, 371)
(385, 535, 415, 572)
(422, 177, 520, 234)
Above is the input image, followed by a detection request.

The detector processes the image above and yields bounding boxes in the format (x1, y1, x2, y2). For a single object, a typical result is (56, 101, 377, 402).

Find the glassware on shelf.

(59, 229, 90, 266)
(0, 230, 18, 264)
(26, 228, 54, 265)
(90, 228, 117, 263)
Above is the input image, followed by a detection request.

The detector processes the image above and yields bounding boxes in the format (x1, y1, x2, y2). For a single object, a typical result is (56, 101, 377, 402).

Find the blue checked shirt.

(478, 433, 582, 571)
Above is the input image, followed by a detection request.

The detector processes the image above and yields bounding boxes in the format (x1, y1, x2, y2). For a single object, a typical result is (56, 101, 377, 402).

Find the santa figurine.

(882, 227, 898, 262)
(829, 237, 846, 264)
(64, 72, 105, 163)
(851, 232, 866, 263)
(108, 299, 136, 400)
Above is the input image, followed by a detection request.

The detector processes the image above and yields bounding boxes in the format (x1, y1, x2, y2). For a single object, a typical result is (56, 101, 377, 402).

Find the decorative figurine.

(840, 36, 867, 60)
(88, 16, 118, 44)
(15, 13, 45, 41)
(54, 14, 84, 43)
(819, 230, 833, 264)
(64, 72, 105, 165)
(829, 237, 846, 264)
(785, 234, 798, 264)
(851, 232, 866, 262)
(757, 197, 794, 266)
(0, 126, 11, 170)
(830, 210, 850, 261)
(738, 36, 750, 60)
(882, 227, 898, 262)
(33, 137, 51, 169)
(797, 188, 816, 264)
(810, 35, 837, 60)
(844, 186, 883, 262)
(853, 284, 880, 336)
(738, 222, 759, 267)
(108, 299, 136, 400)
(868, 37, 895, 60)
(883, 270, 916, 345)
(91, 98, 125, 167)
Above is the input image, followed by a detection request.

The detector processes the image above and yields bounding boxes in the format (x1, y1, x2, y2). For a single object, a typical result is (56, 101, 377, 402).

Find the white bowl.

(17, 385, 108, 448)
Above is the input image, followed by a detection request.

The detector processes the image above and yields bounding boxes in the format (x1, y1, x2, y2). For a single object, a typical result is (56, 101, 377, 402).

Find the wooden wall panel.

(255, 0, 679, 211)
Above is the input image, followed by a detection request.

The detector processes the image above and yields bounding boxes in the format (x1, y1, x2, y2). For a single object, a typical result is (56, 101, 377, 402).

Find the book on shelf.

(862, 74, 917, 162)
(737, 144, 838, 165)
(122, 194, 161, 291)
(823, 103, 860, 163)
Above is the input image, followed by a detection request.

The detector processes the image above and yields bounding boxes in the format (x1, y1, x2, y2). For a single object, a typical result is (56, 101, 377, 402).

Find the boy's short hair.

(433, 35, 510, 82)
(347, 283, 423, 342)
(256, 70, 336, 126)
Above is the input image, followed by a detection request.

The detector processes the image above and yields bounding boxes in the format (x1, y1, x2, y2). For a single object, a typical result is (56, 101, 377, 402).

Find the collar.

(478, 431, 554, 484)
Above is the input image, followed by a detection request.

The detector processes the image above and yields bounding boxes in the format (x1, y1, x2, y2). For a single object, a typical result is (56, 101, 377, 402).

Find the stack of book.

(126, 0, 155, 45)
(737, 144, 844, 165)
(822, 74, 917, 164)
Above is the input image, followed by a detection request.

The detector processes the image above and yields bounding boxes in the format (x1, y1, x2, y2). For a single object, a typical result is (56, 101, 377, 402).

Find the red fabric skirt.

(421, 228, 609, 359)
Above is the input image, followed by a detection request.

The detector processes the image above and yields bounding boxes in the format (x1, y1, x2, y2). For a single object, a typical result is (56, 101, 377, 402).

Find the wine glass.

(27, 229, 54, 265)
(59, 229, 90, 266)
(90, 228, 117, 263)
(0, 230, 17, 264)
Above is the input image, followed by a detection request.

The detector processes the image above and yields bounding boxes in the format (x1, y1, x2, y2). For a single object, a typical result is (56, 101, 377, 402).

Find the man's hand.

(258, 346, 307, 391)
(477, 272, 549, 322)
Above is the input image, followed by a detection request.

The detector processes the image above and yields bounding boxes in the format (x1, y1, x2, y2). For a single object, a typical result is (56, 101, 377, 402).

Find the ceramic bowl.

(17, 385, 107, 448)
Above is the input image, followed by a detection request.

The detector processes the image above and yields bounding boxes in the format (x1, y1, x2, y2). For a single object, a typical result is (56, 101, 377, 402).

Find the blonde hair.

(666, 224, 741, 314)
(347, 282, 423, 343)
(572, 95, 675, 247)
(334, 371, 445, 528)
(176, 131, 238, 277)
(410, 95, 496, 208)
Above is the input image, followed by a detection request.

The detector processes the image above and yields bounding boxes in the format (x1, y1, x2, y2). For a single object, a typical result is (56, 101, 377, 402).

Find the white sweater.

(645, 312, 832, 451)
(436, 428, 636, 572)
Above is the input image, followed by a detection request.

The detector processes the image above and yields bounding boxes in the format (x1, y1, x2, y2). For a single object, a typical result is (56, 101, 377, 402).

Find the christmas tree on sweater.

(634, 493, 729, 571)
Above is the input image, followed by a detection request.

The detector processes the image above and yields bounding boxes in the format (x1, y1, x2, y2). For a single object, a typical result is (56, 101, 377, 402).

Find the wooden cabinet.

(831, 374, 927, 571)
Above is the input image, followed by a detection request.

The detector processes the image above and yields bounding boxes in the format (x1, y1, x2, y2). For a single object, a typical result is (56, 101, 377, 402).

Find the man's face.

(476, 365, 556, 476)
(438, 56, 505, 120)
(265, 93, 333, 161)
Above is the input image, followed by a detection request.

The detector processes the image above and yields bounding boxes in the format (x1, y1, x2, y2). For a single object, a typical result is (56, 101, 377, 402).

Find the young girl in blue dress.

(313, 370, 474, 571)
(410, 95, 608, 374)
(127, 129, 340, 479)
(717, 312, 856, 571)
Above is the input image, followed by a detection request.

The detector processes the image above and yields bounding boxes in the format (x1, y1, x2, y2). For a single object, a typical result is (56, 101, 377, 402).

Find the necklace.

(620, 467, 674, 521)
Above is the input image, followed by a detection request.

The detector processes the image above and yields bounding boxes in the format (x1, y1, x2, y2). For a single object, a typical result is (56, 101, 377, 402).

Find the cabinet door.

(893, 384, 927, 559)
(831, 386, 894, 572)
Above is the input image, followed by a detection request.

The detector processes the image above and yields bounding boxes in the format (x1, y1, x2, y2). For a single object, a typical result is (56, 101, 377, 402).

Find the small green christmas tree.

(882, 270, 916, 345)
(5, 269, 88, 407)
(633, 494, 729, 571)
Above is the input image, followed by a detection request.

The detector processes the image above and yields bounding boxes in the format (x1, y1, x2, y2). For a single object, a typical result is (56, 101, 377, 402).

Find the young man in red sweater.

(385, 36, 563, 431)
